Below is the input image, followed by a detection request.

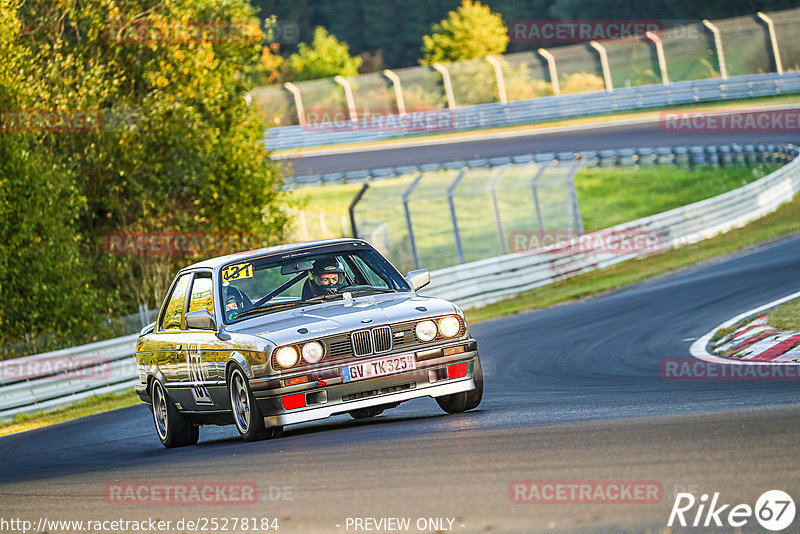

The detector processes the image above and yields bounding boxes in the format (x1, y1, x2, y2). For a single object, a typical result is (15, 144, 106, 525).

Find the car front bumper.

(252, 344, 480, 427)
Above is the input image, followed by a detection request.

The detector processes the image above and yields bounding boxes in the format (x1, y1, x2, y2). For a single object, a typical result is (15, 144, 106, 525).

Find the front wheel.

(151, 380, 199, 448)
(229, 367, 282, 442)
(435, 357, 484, 414)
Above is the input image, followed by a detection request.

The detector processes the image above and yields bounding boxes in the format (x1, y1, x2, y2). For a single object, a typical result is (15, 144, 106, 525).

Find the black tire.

(151, 380, 199, 448)
(348, 407, 385, 420)
(228, 367, 282, 442)
(435, 357, 484, 414)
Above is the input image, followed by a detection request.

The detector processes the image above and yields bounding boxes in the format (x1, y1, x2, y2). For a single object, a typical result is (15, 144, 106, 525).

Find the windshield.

(220, 247, 410, 323)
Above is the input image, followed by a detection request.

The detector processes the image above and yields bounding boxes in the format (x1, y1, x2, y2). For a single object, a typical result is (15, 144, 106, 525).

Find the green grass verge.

(465, 194, 800, 323)
(289, 164, 777, 247)
(768, 298, 800, 332)
(0, 390, 140, 437)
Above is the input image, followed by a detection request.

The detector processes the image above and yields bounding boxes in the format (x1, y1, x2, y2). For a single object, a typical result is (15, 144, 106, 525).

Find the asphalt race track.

(283, 117, 800, 176)
(2, 233, 800, 533)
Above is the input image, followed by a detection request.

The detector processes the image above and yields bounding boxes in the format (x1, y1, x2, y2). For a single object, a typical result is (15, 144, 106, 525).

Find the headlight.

(301, 341, 324, 364)
(415, 320, 437, 342)
(274, 346, 300, 368)
(439, 316, 461, 338)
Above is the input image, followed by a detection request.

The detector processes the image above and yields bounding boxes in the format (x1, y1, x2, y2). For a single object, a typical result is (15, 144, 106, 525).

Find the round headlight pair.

(415, 315, 461, 342)
(274, 341, 325, 369)
(439, 316, 461, 338)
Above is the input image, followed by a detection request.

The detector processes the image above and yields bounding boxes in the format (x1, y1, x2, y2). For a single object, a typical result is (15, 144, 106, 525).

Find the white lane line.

(689, 289, 800, 365)
(271, 102, 800, 160)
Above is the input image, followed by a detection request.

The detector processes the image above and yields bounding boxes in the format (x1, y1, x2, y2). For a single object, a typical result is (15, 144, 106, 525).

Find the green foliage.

(288, 27, 362, 81)
(0, 0, 290, 350)
(421, 0, 509, 65)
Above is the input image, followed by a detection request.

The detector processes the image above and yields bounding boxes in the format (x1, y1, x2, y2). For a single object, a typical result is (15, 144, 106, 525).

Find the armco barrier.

(288, 143, 792, 188)
(424, 145, 800, 308)
(0, 144, 796, 422)
(0, 334, 138, 422)
(265, 72, 800, 152)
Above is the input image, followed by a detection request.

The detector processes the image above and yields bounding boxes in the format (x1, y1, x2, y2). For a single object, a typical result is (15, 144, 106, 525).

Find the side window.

(160, 274, 192, 331)
(188, 273, 214, 315)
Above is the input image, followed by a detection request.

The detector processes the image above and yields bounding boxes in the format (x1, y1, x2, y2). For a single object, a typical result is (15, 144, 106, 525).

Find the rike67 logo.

(668, 490, 796, 531)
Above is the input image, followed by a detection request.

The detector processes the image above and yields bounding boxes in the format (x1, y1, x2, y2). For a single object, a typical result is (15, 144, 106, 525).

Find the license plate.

(341, 354, 416, 383)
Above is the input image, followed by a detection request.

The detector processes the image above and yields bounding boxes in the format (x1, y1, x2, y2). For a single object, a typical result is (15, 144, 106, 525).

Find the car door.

(180, 271, 227, 410)
(155, 272, 193, 390)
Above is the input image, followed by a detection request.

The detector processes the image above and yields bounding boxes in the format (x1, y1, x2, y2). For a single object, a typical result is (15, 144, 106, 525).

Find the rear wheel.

(151, 380, 199, 448)
(435, 357, 484, 414)
(229, 367, 282, 442)
(349, 407, 385, 419)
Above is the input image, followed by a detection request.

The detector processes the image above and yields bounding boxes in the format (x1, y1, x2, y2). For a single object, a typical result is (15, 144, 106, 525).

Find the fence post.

(403, 174, 424, 269)
(447, 169, 468, 264)
(645, 31, 670, 85)
(334, 75, 359, 122)
(566, 160, 584, 233)
(756, 12, 784, 75)
(537, 48, 560, 95)
(702, 20, 728, 80)
(589, 41, 614, 92)
(383, 69, 407, 115)
(490, 167, 509, 255)
(283, 82, 306, 126)
(433, 62, 457, 109)
(530, 165, 548, 242)
(348, 183, 369, 238)
(486, 56, 508, 104)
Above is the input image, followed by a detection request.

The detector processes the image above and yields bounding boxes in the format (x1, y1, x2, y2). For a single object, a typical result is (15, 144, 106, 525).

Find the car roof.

(183, 238, 370, 271)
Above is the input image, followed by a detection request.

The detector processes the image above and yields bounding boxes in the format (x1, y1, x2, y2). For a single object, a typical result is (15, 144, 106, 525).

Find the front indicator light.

(301, 341, 324, 363)
(439, 316, 461, 338)
(416, 320, 437, 341)
(443, 345, 466, 356)
(275, 346, 300, 369)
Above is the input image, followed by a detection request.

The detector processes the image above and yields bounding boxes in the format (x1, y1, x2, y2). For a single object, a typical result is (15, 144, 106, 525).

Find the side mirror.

(185, 309, 217, 331)
(405, 269, 430, 291)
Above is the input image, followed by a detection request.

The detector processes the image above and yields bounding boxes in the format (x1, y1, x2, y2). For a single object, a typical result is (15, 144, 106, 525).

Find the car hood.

(226, 292, 458, 346)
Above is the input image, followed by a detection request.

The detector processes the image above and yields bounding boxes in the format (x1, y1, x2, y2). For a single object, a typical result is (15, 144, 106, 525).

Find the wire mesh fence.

(252, 9, 799, 127)
(350, 161, 582, 274)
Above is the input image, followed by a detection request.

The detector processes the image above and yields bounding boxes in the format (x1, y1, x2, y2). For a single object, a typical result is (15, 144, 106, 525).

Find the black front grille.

(373, 326, 392, 353)
(327, 336, 352, 358)
(351, 330, 373, 356)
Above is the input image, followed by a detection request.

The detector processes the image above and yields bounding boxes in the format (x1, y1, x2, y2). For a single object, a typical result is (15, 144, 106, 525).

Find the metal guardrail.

(288, 142, 790, 188)
(424, 145, 800, 308)
(0, 143, 795, 423)
(266, 71, 800, 152)
(0, 334, 138, 422)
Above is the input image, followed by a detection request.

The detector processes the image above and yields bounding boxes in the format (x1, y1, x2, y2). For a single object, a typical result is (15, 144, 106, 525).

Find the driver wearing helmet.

(303, 257, 347, 299)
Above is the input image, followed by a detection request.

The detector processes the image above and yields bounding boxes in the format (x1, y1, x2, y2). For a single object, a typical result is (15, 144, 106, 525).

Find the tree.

(1, 0, 291, 350)
(421, 0, 509, 65)
(287, 27, 362, 81)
